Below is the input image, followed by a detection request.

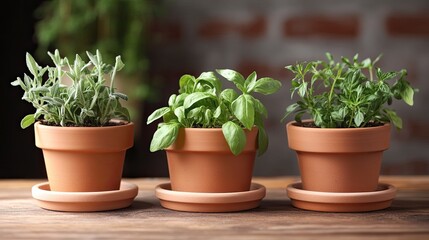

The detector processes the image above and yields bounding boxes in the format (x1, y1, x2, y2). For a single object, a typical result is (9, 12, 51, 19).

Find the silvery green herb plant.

(147, 69, 282, 156)
(11, 49, 130, 128)
(282, 53, 417, 129)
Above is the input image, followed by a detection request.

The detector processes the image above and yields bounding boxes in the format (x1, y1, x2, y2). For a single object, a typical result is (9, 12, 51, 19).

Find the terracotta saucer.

(32, 181, 138, 212)
(286, 182, 396, 212)
(155, 182, 266, 213)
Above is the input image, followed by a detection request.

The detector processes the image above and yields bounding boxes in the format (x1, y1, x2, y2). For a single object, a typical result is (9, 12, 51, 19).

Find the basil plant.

(147, 69, 282, 156)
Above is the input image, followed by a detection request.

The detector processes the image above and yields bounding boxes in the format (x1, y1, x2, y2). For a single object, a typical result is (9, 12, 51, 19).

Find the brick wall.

(142, 0, 429, 176)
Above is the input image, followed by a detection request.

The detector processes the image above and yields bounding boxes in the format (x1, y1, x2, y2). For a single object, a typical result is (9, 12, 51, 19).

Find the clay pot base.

(32, 181, 138, 212)
(286, 182, 396, 212)
(155, 182, 266, 213)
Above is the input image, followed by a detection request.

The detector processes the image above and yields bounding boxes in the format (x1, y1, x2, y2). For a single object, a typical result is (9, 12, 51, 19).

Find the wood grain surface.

(0, 176, 428, 240)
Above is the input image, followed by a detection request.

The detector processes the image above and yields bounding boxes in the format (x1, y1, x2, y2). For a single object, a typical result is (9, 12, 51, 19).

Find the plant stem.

(328, 68, 342, 106)
(369, 66, 373, 81)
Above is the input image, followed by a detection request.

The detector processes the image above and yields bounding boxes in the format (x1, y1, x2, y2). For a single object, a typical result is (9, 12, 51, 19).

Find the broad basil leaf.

(222, 121, 246, 156)
(183, 92, 214, 109)
(150, 123, 180, 152)
(220, 89, 238, 103)
(231, 94, 254, 129)
(216, 69, 245, 91)
(147, 107, 171, 124)
(253, 77, 282, 95)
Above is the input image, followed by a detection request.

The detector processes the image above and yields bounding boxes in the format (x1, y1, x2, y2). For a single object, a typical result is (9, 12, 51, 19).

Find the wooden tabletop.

(1, 176, 428, 240)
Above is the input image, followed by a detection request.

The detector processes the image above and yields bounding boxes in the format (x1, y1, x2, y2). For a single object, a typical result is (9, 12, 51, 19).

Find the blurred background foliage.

(33, 0, 159, 123)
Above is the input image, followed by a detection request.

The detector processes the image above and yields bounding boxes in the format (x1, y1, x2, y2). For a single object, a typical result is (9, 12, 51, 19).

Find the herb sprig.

(11, 49, 130, 128)
(282, 53, 417, 129)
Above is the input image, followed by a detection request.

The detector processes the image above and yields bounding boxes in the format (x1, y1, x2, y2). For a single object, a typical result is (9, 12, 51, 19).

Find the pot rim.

(286, 120, 391, 132)
(34, 120, 134, 130)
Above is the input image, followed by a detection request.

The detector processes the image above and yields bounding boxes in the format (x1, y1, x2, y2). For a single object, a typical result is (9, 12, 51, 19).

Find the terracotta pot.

(286, 121, 391, 192)
(34, 121, 134, 192)
(166, 127, 258, 193)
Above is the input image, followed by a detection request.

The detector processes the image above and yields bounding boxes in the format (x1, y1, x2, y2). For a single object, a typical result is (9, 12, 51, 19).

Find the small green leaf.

(184, 92, 214, 109)
(361, 58, 371, 68)
(384, 108, 403, 130)
(174, 106, 186, 124)
(354, 111, 364, 127)
(20, 114, 35, 129)
(298, 82, 307, 97)
(214, 105, 222, 118)
(114, 56, 125, 72)
(253, 78, 282, 95)
(257, 126, 267, 156)
(245, 71, 257, 92)
(216, 69, 245, 91)
(179, 74, 195, 93)
(197, 71, 221, 94)
(25, 53, 38, 77)
(252, 97, 268, 118)
(86, 51, 98, 66)
(111, 92, 128, 101)
(168, 94, 177, 107)
(281, 103, 299, 122)
(220, 89, 238, 103)
(222, 121, 246, 155)
(231, 94, 255, 129)
(113, 107, 131, 121)
(150, 123, 180, 152)
(147, 107, 171, 124)
(11, 78, 23, 87)
(401, 84, 414, 106)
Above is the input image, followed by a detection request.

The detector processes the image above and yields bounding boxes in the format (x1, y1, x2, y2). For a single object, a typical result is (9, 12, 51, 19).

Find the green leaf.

(214, 105, 222, 118)
(168, 94, 177, 107)
(253, 78, 282, 95)
(111, 92, 128, 101)
(298, 82, 307, 97)
(354, 111, 364, 127)
(20, 114, 35, 129)
(384, 108, 403, 130)
(184, 92, 214, 109)
(216, 69, 245, 91)
(401, 84, 414, 106)
(197, 71, 221, 94)
(187, 106, 203, 120)
(11, 78, 23, 87)
(114, 56, 125, 72)
(361, 58, 371, 68)
(174, 106, 186, 124)
(113, 107, 131, 121)
(281, 103, 299, 122)
(231, 94, 255, 129)
(257, 126, 267, 156)
(220, 89, 238, 103)
(150, 123, 180, 152)
(25, 53, 38, 77)
(86, 51, 98, 66)
(252, 97, 268, 118)
(222, 121, 246, 156)
(147, 107, 171, 124)
(245, 71, 257, 92)
(179, 74, 195, 93)
(30, 86, 50, 94)
(204, 109, 213, 126)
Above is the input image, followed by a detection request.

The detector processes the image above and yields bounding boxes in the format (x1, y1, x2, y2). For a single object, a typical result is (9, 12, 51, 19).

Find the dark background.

(3, 0, 429, 179)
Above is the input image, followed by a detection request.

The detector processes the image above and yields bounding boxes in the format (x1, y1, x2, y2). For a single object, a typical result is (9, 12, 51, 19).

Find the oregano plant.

(11, 49, 130, 128)
(282, 53, 418, 129)
(147, 69, 282, 156)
